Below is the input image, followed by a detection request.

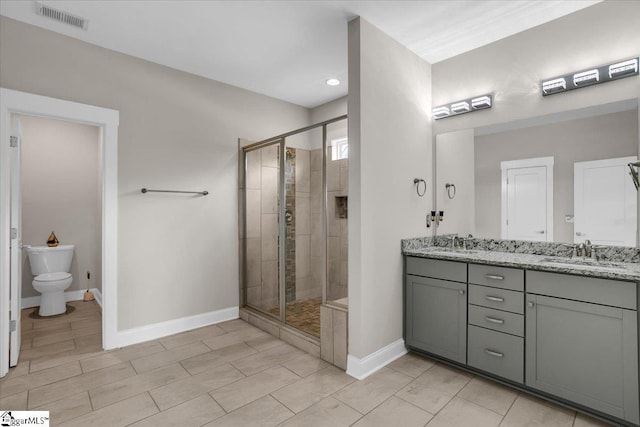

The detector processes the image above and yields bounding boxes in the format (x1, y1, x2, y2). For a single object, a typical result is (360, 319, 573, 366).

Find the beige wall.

(0, 17, 310, 330)
(20, 115, 101, 298)
(474, 109, 638, 242)
(348, 18, 432, 359)
(432, 1, 640, 136)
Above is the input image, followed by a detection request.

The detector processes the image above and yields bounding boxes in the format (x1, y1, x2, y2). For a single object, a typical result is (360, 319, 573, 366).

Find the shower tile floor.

(267, 297, 322, 338)
(0, 300, 613, 426)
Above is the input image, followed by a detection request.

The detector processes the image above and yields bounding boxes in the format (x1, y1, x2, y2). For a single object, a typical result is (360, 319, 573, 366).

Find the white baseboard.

(346, 338, 407, 380)
(21, 288, 102, 309)
(92, 288, 102, 308)
(113, 306, 239, 349)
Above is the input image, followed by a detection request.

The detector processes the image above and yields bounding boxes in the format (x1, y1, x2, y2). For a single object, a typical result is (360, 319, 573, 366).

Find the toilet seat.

(34, 272, 72, 282)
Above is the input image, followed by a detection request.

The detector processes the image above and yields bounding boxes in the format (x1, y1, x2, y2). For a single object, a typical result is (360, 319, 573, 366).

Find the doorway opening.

(0, 88, 119, 378)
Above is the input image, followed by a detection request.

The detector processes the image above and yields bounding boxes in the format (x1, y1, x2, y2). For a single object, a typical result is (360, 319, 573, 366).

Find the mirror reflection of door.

(501, 157, 554, 242)
(574, 156, 637, 246)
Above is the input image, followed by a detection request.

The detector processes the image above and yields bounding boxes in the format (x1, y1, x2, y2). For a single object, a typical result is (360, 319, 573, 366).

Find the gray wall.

(20, 115, 102, 298)
(0, 17, 310, 330)
(475, 109, 638, 242)
(348, 17, 432, 360)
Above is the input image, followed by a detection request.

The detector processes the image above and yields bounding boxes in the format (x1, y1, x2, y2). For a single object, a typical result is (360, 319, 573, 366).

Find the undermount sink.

(540, 257, 628, 269)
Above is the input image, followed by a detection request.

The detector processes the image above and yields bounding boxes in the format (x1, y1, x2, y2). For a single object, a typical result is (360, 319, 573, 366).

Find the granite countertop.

(402, 238, 640, 282)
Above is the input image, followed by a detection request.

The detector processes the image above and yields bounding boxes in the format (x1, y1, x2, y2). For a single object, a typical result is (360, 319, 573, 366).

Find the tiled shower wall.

(293, 148, 316, 301)
(309, 148, 348, 302)
(326, 149, 348, 302)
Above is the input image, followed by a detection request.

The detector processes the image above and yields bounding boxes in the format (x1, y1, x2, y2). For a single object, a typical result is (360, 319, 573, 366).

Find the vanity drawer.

(406, 257, 466, 282)
(527, 271, 636, 310)
(468, 325, 524, 384)
(469, 284, 524, 314)
(469, 264, 524, 291)
(468, 305, 524, 337)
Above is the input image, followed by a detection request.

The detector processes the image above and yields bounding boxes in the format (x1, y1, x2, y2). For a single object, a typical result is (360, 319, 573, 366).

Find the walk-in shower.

(239, 115, 348, 338)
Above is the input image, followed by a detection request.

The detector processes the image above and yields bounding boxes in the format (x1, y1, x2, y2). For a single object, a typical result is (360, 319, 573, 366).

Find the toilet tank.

(26, 245, 75, 275)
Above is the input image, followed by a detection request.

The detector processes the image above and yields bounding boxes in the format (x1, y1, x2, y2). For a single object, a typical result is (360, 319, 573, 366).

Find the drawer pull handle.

(485, 274, 504, 280)
(459, 289, 466, 295)
(527, 301, 535, 308)
(485, 316, 504, 324)
(485, 295, 504, 302)
(484, 349, 504, 358)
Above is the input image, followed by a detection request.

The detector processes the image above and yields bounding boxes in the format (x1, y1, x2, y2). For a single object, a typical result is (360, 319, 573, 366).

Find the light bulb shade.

(450, 101, 470, 113)
(573, 69, 599, 86)
(471, 95, 492, 109)
(542, 77, 567, 94)
(432, 106, 450, 119)
(609, 58, 638, 79)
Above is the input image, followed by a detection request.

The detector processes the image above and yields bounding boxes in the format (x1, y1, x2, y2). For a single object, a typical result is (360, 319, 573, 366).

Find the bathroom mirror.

(435, 98, 639, 247)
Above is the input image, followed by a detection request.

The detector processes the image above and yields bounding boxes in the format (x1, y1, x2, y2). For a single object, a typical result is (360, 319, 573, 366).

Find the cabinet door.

(526, 295, 639, 424)
(405, 275, 466, 364)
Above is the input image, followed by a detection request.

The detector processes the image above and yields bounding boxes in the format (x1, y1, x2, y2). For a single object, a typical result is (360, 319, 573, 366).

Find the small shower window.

(331, 137, 348, 160)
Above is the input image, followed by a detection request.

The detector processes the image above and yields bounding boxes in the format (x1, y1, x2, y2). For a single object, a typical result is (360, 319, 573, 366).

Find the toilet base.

(38, 291, 67, 316)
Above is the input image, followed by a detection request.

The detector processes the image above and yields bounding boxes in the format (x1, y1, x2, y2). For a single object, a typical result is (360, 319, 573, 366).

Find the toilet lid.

(34, 272, 72, 282)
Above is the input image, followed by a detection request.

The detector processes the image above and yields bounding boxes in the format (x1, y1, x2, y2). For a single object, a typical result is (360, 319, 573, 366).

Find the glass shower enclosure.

(239, 115, 347, 338)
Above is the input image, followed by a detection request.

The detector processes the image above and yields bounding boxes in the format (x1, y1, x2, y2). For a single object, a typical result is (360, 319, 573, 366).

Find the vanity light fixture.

(432, 106, 451, 119)
(471, 95, 492, 109)
(433, 94, 493, 120)
(542, 77, 567, 95)
(541, 57, 638, 96)
(450, 101, 470, 114)
(326, 78, 341, 86)
(573, 69, 599, 86)
(609, 58, 638, 78)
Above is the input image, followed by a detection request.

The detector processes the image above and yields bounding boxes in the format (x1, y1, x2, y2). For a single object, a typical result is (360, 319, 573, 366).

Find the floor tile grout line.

(498, 391, 520, 427)
(393, 393, 437, 416)
(455, 394, 509, 419)
(267, 392, 298, 417)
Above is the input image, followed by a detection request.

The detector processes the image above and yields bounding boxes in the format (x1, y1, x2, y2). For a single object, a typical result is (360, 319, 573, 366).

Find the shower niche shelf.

(335, 196, 348, 219)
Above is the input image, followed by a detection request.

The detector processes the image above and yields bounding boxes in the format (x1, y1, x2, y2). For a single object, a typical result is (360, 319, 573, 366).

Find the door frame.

(500, 156, 554, 241)
(0, 88, 119, 377)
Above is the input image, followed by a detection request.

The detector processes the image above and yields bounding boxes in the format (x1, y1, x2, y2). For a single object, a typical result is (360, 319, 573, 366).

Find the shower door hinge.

(10, 136, 18, 147)
(10, 320, 16, 332)
(11, 228, 17, 239)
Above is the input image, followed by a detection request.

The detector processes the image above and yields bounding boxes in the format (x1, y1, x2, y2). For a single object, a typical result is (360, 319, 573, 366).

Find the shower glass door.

(241, 115, 347, 339)
(242, 141, 283, 318)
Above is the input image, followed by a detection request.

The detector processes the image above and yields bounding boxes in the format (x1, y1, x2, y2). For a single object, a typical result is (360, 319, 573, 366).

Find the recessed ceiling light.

(326, 78, 341, 86)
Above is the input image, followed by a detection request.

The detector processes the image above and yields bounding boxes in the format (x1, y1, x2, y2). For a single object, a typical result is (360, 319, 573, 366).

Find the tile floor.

(0, 300, 613, 426)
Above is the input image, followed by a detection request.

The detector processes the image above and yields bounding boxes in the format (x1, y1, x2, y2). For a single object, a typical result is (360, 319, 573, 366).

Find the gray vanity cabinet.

(526, 272, 639, 424)
(405, 258, 467, 364)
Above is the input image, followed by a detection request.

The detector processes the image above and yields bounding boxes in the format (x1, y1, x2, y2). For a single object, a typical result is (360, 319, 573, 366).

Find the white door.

(574, 156, 637, 246)
(501, 157, 554, 242)
(9, 115, 22, 366)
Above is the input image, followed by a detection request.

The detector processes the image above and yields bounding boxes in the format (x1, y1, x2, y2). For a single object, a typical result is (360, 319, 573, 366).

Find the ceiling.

(0, 1, 601, 108)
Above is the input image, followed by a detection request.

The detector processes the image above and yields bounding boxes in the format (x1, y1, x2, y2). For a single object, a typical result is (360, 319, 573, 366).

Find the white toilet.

(26, 245, 74, 316)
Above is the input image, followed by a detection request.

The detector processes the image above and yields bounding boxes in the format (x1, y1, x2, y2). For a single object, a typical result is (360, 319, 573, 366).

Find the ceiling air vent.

(36, 2, 88, 30)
